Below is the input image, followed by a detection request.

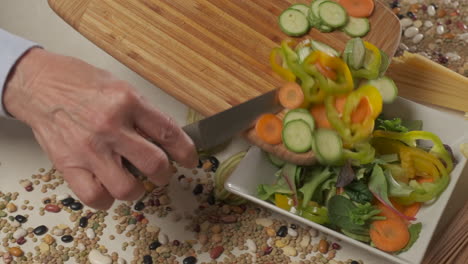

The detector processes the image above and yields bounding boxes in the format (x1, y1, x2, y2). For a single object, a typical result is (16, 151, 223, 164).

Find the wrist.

(3, 47, 48, 122)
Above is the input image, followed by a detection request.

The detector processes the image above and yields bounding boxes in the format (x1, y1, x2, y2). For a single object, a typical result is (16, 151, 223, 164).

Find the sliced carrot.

(278, 82, 305, 109)
(376, 200, 401, 220)
(351, 97, 372, 124)
(416, 177, 435, 183)
(403, 202, 421, 218)
(370, 218, 410, 252)
(255, 113, 283, 145)
(315, 62, 337, 81)
(310, 104, 332, 129)
(338, 0, 375, 18)
(334, 96, 347, 114)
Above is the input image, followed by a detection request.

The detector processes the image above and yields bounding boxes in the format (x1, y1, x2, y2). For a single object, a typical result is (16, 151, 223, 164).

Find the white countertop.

(1, 1, 466, 264)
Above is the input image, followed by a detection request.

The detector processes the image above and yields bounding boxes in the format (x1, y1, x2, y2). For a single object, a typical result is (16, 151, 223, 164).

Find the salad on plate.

(253, 36, 456, 254)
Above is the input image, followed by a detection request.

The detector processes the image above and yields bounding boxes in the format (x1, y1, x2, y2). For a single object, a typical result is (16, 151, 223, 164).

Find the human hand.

(3, 48, 198, 210)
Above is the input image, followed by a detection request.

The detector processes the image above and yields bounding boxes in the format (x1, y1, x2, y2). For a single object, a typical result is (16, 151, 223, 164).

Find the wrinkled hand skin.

(3, 48, 198, 210)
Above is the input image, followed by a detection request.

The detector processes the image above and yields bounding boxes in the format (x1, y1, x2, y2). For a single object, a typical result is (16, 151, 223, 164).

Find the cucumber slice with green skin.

(289, 4, 310, 16)
(311, 0, 328, 23)
(378, 49, 390, 76)
(318, 1, 348, 28)
(282, 120, 313, 153)
(351, 38, 366, 69)
(278, 9, 310, 37)
(318, 24, 334, 32)
(297, 46, 312, 64)
(343, 17, 370, 37)
(307, 5, 322, 28)
(367, 76, 398, 103)
(311, 40, 340, 57)
(283, 109, 316, 132)
(267, 152, 286, 167)
(313, 129, 343, 165)
(342, 39, 353, 65)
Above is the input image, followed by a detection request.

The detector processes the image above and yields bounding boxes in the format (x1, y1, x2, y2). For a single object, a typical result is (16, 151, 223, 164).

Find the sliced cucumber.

(283, 109, 315, 132)
(282, 120, 313, 153)
(307, 5, 321, 28)
(278, 9, 310, 37)
(318, 1, 348, 28)
(297, 46, 312, 63)
(343, 17, 370, 37)
(289, 4, 310, 16)
(318, 24, 334, 32)
(378, 49, 390, 76)
(311, 0, 328, 24)
(367, 76, 398, 104)
(311, 40, 340, 57)
(342, 39, 353, 66)
(267, 152, 286, 167)
(313, 129, 343, 165)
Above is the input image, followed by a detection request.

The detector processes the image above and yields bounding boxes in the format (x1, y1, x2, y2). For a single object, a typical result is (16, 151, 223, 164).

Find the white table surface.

(1, 1, 467, 264)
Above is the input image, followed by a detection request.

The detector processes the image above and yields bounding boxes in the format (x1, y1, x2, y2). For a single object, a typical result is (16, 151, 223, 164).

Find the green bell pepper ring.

(300, 205, 329, 224)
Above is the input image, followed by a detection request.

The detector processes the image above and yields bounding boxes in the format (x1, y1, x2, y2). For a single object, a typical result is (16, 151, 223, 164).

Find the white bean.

(412, 34, 424, 44)
(413, 20, 423, 28)
(287, 227, 298, 237)
(427, 5, 436, 16)
(400, 18, 413, 28)
(436, 25, 445, 35)
(13, 228, 27, 239)
(255, 218, 273, 227)
(88, 249, 112, 264)
(424, 21, 434, 28)
(404, 27, 419, 38)
(158, 232, 169, 244)
(86, 228, 96, 239)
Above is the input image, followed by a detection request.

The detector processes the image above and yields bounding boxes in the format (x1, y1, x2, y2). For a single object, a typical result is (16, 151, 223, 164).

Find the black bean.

(134, 201, 145, 211)
(183, 256, 197, 264)
(43, 199, 51, 204)
(197, 159, 203, 168)
(149, 240, 162, 250)
(33, 225, 48, 236)
(351, 261, 359, 264)
(14, 215, 27, 223)
(430, 3, 438, 9)
(397, 14, 405, 19)
(143, 255, 153, 264)
(61, 235, 73, 243)
(276, 225, 288, 237)
(70, 202, 83, 211)
(290, 224, 297, 230)
(61, 197, 75, 207)
(207, 195, 215, 205)
(390, 0, 400, 9)
(178, 174, 186, 181)
(192, 184, 203, 195)
(79, 217, 88, 228)
(209, 156, 220, 172)
(406, 11, 417, 20)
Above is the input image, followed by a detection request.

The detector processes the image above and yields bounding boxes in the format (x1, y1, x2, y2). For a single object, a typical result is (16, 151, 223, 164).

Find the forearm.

(0, 28, 41, 118)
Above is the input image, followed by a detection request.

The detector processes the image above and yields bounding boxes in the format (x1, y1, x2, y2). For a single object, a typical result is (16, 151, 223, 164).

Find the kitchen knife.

(182, 88, 282, 151)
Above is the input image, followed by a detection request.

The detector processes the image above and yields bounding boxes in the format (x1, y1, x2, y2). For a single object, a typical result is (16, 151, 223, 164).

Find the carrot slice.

(315, 62, 337, 81)
(338, 0, 375, 18)
(351, 97, 372, 124)
(278, 82, 305, 109)
(370, 218, 410, 252)
(403, 202, 421, 218)
(335, 96, 347, 113)
(416, 177, 434, 183)
(376, 200, 401, 220)
(310, 104, 332, 129)
(255, 114, 283, 145)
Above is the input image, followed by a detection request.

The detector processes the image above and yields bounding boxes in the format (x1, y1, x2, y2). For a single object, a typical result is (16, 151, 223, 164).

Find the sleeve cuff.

(0, 28, 41, 119)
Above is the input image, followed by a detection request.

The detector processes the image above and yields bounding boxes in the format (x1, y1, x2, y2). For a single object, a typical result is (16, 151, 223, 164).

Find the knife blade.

(182, 88, 282, 151)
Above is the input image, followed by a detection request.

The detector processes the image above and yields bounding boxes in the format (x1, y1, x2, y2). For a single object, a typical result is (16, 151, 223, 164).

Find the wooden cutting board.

(47, 0, 400, 118)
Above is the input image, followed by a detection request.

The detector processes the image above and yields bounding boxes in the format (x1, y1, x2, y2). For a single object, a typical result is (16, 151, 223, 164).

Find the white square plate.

(225, 97, 468, 264)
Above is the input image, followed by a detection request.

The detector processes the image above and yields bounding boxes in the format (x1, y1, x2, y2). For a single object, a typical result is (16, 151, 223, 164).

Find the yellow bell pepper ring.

(270, 47, 296, 82)
(303, 51, 354, 95)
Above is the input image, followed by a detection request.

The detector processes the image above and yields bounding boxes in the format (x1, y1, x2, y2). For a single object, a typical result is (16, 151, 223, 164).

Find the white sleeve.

(0, 28, 41, 119)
